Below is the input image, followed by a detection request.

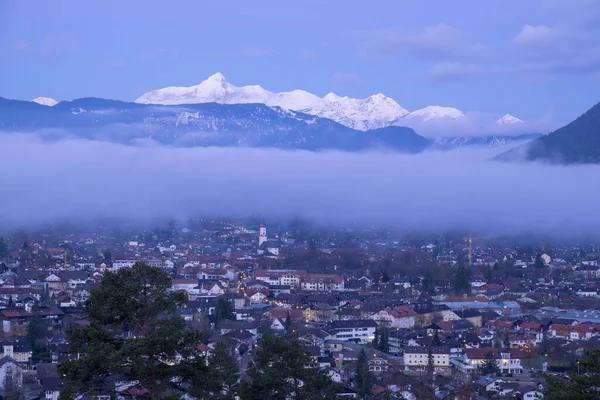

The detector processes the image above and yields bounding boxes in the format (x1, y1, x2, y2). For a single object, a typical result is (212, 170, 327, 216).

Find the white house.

(403, 346, 451, 371)
(371, 306, 417, 329)
(112, 260, 137, 271)
(325, 320, 378, 343)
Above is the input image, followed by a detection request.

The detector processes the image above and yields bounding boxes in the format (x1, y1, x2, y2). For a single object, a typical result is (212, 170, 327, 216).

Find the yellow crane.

(464, 234, 497, 267)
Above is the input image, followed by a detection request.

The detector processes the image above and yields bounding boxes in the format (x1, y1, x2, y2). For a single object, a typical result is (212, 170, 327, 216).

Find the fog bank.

(1, 134, 598, 236)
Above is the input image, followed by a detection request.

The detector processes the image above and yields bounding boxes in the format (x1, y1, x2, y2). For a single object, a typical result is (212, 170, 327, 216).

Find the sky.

(1, 133, 599, 237)
(1, 0, 600, 124)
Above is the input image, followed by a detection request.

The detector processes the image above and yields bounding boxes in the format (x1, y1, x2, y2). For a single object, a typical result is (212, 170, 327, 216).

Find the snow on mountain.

(266, 90, 324, 111)
(136, 73, 409, 131)
(406, 106, 465, 122)
(135, 72, 274, 105)
(31, 97, 58, 107)
(496, 114, 524, 124)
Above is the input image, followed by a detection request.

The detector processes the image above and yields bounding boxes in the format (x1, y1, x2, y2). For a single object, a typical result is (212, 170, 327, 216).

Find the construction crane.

(464, 234, 497, 267)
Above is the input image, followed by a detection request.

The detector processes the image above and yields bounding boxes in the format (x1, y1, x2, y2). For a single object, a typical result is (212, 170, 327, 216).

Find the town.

(0, 217, 598, 399)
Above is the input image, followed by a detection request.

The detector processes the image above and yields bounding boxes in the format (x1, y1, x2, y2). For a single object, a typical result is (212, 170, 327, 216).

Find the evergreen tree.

(432, 329, 441, 346)
(426, 346, 434, 375)
(285, 310, 292, 331)
(355, 349, 373, 399)
(503, 330, 510, 348)
(59, 262, 210, 400)
(372, 328, 379, 349)
(453, 265, 471, 295)
(483, 265, 493, 283)
(381, 269, 390, 283)
(538, 331, 549, 355)
(215, 298, 235, 328)
(204, 341, 240, 399)
(534, 254, 545, 268)
(0, 237, 8, 259)
(422, 269, 435, 294)
(7, 295, 12, 308)
(22, 241, 28, 250)
(379, 327, 389, 353)
(546, 347, 600, 400)
(240, 334, 337, 400)
(481, 352, 500, 375)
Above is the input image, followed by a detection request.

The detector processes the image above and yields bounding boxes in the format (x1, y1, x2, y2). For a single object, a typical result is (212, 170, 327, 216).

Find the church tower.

(259, 219, 267, 246)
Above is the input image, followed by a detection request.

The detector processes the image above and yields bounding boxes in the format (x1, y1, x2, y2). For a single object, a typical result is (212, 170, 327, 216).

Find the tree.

(204, 341, 239, 399)
(381, 269, 390, 283)
(503, 330, 510, 348)
(453, 265, 471, 296)
(355, 349, 373, 399)
(7, 295, 13, 308)
(379, 327, 389, 353)
(285, 310, 292, 331)
(102, 249, 112, 261)
(538, 331, 549, 355)
(422, 269, 435, 294)
(240, 334, 337, 400)
(26, 311, 51, 363)
(215, 298, 235, 328)
(0, 237, 8, 259)
(483, 265, 493, 283)
(427, 346, 434, 376)
(534, 254, 545, 269)
(59, 262, 209, 400)
(432, 330, 441, 346)
(546, 347, 600, 400)
(372, 328, 380, 349)
(480, 352, 500, 375)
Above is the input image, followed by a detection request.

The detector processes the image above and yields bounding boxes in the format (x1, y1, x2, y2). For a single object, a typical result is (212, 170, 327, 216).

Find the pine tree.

(503, 330, 511, 348)
(422, 269, 435, 294)
(204, 341, 240, 399)
(215, 298, 235, 328)
(59, 262, 210, 400)
(285, 310, 292, 331)
(355, 349, 373, 399)
(427, 346, 434, 375)
(372, 327, 379, 349)
(240, 334, 338, 400)
(432, 329, 441, 346)
(481, 352, 500, 375)
(7, 295, 13, 308)
(379, 327, 389, 353)
(453, 265, 471, 295)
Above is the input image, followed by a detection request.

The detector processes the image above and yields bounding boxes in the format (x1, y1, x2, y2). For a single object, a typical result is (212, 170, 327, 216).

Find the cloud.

(240, 47, 278, 57)
(331, 72, 360, 84)
(358, 24, 486, 61)
(513, 25, 557, 46)
(511, 16, 600, 75)
(427, 62, 482, 82)
(1, 133, 598, 237)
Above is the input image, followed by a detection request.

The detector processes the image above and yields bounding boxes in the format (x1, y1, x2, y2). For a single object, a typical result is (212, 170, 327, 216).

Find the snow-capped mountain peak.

(32, 97, 58, 107)
(407, 105, 465, 122)
(497, 114, 524, 124)
(135, 72, 273, 105)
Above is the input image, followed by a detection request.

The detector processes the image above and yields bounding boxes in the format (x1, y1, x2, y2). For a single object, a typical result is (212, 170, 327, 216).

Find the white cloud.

(358, 24, 486, 61)
(513, 25, 557, 46)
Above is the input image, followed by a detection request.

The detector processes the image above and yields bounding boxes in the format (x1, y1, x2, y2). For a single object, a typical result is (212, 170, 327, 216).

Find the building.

(258, 220, 267, 247)
(453, 347, 526, 374)
(300, 274, 344, 292)
(325, 320, 378, 343)
(403, 346, 451, 371)
(372, 306, 417, 329)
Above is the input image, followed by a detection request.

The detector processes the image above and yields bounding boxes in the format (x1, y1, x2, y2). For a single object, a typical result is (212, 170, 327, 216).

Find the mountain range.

(498, 100, 600, 164)
(0, 97, 431, 152)
(0, 92, 542, 153)
(134, 73, 521, 131)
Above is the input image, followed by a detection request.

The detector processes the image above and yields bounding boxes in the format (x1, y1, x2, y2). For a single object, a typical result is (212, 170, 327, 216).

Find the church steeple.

(259, 218, 267, 246)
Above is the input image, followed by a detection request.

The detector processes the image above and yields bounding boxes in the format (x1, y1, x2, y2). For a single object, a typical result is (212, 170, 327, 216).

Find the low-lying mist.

(1, 133, 598, 237)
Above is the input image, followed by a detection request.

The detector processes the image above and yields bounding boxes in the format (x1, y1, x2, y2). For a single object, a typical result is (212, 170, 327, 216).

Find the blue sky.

(1, 0, 599, 122)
